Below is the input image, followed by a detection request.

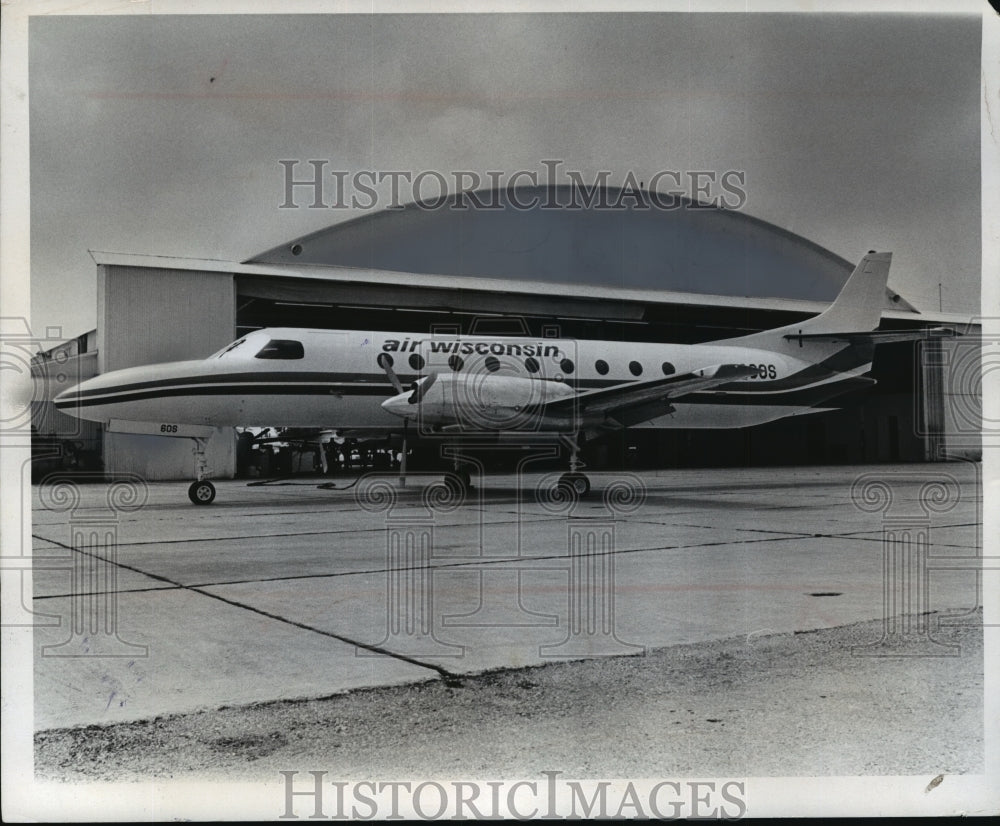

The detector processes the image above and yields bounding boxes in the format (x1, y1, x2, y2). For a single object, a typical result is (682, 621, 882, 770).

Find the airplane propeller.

(407, 372, 437, 404)
(376, 352, 405, 395)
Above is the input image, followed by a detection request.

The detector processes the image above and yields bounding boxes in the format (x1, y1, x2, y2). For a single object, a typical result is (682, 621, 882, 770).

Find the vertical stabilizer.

(800, 251, 892, 334)
(715, 251, 893, 353)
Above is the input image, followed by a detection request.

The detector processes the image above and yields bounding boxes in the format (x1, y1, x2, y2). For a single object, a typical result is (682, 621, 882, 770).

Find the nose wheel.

(188, 436, 216, 505)
(188, 480, 216, 505)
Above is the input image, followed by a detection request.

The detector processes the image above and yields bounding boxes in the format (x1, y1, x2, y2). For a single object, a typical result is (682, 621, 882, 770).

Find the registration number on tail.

(739, 364, 777, 379)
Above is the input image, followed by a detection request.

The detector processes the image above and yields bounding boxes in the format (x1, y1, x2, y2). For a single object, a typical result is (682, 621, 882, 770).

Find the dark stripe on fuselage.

(714, 346, 874, 392)
(56, 383, 400, 409)
(67, 371, 397, 399)
(56, 373, 625, 408)
(55, 343, 878, 412)
(684, 375, 875, 407)
(55, 373, 874, 411)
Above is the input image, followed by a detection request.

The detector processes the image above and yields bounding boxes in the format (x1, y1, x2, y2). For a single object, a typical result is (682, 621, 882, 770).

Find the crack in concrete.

(32, 529, 820, 601)
(30, 533, 458, 682)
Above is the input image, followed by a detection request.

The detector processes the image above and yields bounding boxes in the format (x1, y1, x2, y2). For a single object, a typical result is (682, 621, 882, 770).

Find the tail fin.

(716, 251, 892, 352)
(800, 251, 892, 334)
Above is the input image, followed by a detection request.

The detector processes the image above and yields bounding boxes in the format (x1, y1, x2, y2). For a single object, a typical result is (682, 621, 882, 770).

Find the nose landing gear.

(187, 436, 216, 505)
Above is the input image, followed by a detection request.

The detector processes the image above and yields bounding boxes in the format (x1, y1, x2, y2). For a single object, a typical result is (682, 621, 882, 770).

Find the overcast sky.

(28, 12, 981, 339)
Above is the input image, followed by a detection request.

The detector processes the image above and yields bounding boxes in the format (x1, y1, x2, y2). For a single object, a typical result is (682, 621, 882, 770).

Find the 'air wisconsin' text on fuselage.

(381, 339, 561, 358)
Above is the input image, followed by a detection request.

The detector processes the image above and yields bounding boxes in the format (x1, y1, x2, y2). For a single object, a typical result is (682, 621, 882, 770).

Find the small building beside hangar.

(32, 189, 981, 480)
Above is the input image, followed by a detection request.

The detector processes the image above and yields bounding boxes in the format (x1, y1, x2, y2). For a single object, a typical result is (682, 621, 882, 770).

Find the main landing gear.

(557, 434, 591, 498)
(558, 471, 591, 497)
(430, 437, 591, 500)
(444, 461, 473, 496)
(187, 436, 216, 506)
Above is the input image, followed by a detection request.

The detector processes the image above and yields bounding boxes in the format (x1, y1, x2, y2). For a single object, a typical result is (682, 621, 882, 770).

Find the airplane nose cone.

(381, 392, 411, 419)
(53, 377, 97, 414)
(51, 359, 205, 421)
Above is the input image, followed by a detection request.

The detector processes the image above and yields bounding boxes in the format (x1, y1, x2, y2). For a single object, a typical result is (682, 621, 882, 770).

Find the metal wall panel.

(100, 265, 236, 370)
(99, 265, 237, 480)
(940, 336, 982, 460)
(919, 334, 982, 461)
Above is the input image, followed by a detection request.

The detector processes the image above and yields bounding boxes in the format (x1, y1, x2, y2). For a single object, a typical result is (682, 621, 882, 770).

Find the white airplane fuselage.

(55, 326, 869, 432)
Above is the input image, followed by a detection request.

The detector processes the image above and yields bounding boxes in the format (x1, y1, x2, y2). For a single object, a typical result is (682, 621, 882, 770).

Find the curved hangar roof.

(250, 185, 913, 309)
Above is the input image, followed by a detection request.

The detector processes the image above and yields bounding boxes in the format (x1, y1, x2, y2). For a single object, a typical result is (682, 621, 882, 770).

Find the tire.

(188, 480, 216, 505)
(559, 472, 591, 497)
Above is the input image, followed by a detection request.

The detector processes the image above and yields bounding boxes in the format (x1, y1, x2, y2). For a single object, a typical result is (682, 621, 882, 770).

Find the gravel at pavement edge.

(35, 612, 983, 781)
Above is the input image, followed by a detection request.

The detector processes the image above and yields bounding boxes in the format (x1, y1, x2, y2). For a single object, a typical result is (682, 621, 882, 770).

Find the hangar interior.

(32, 191, 981, 480)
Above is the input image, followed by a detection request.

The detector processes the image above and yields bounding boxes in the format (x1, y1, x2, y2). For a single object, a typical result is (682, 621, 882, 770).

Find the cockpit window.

(255, 339, 304, 360)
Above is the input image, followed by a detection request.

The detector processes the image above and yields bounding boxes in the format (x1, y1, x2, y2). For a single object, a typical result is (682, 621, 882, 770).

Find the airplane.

(53, 251, 956, 504)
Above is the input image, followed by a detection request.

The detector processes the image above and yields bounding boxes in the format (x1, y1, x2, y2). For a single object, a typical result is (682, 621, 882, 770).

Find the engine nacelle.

(382, 372, 576, 432)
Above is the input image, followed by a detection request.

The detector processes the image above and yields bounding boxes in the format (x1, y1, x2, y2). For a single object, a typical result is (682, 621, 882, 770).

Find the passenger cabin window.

(661, 361, 675, 376)
(255, 339, 304, 360)
(524, 357, 540, 374)
(409, 353, 425, 371)
(448, 355, 464, 372)
(560, 358, 575, 375)
(485, 356, 501, 373)
(629, 360, 643, 376)
(595, 359, 609, 375)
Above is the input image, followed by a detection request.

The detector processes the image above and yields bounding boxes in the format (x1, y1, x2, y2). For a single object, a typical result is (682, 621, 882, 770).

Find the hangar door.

(98, 265, 237, 480)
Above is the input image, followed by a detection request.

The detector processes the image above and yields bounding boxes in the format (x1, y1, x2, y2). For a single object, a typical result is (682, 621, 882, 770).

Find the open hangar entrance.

(233, 267, 968, 474)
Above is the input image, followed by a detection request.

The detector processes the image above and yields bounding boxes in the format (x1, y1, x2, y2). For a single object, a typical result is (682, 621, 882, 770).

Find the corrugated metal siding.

(33, 403, 102, 449)
(99, 265, 237, 480)
(105, 432, 234, 482)
(31, 350, 101, 448)
(100, 266, 236, 371)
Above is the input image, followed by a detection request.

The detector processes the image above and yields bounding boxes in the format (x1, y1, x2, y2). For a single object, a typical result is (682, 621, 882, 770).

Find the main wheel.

(558, 472, 591, 497)
(188, 480, 216, 505)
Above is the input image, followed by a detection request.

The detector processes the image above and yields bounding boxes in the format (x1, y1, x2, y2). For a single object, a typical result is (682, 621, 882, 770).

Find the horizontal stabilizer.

(784, 326, 959, 345)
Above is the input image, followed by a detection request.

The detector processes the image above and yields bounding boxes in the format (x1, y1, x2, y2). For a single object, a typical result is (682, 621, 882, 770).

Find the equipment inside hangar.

(33, 188, 982, 480)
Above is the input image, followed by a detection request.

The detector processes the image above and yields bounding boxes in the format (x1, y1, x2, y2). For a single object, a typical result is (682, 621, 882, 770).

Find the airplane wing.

(543, 364, 756, 428)
(783, 326, 959, 345)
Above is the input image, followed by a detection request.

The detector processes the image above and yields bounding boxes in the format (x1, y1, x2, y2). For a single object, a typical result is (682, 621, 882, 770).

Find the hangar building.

(32, 187, 981, 480)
